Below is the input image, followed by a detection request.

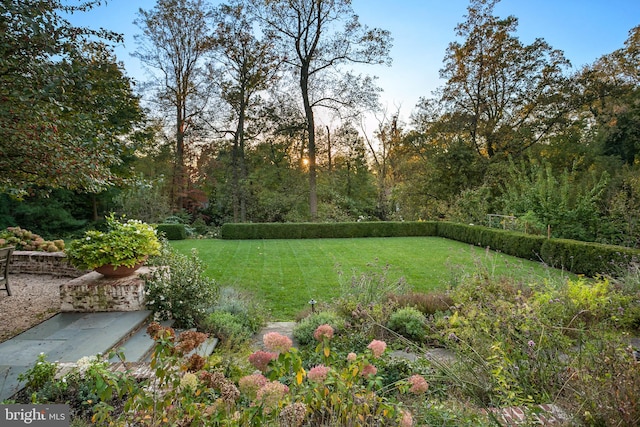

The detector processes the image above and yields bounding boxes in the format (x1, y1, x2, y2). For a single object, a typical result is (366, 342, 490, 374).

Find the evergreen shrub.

(540, 239, 639, 276)
(221, 221, 438, 239)
(156, 223, 187, 240)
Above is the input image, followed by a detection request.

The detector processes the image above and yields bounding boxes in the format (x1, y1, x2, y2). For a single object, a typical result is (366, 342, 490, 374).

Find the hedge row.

(156, 223, 187, 240)
(220, 221, 640, 276)
(221, 221, 438, 240)
(434, 222, 639, 276)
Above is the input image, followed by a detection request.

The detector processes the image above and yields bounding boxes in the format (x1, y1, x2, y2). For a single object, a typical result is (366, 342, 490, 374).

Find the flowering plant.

(65, 214, 161, 270)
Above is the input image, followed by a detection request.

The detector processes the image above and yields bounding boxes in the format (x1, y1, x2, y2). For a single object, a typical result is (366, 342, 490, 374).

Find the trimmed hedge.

(220, 221, 640, 277)
(156, 223, 187, 240)
(221, 221, 438, 240)
(540, 239, 638, 277)
(435, 222, 547, 262)
(434, 222, 639, 276)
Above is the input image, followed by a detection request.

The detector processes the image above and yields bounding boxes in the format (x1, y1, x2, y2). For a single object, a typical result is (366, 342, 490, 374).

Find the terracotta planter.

(94, 261, 145, 278)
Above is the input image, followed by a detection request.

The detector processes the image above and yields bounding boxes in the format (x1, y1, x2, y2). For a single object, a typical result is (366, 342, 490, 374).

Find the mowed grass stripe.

(170, 237, 565, 320)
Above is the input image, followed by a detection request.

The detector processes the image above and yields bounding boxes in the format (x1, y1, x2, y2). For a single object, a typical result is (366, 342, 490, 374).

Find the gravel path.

(0, 274, 69, 343)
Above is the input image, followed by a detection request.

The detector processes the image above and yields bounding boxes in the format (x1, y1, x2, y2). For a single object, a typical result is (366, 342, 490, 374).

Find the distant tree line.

(1, 0, 639, 247)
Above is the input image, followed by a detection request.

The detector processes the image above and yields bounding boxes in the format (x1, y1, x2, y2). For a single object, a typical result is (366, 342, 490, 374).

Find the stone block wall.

(8, 251, 85, 277)
(60, 267, 150, 312)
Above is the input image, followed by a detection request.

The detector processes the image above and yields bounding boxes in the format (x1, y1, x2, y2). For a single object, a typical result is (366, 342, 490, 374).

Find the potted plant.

(65, 214, 162, 277)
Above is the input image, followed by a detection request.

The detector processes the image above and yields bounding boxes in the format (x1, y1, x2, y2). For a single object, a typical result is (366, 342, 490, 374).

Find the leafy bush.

(144, 245, 219, 328)
(387, 307, 427, 342)
(563, 336, 640, 426)
(540, 238, 638, 276)
(17, 353, 57, 392)
(65, 214, 161, 269)
(47, 323, 427, 426)
(190, 217, 209, 235)
(112, 176, 172, 224)
(207, 286, 265, 335)
(201, 311, 252, 349)
(293, 311, 344, 346)
(16, 354, 134, 422)
(535, 277, 640, 330)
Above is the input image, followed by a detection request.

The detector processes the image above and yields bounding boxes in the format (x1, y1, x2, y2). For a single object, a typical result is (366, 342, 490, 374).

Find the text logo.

(1, 405, 69, 426)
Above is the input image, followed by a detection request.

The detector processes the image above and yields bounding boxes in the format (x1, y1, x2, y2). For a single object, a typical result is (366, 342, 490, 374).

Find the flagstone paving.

(0, 311, 151, 401)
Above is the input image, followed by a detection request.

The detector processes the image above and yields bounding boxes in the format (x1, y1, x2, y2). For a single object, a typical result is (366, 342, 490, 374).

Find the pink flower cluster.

(407, 374, 429, 394)
(346, 352, 357, 362)
(313, 324, 334, 341)
(263, 332, 293, 353)
(255, 380, 289, 414)
(238, 373, 268, 397)
(360, 363, 378, 377)
(399, 409, 413, 427)
(307, 364, 330, 383)
(367, 339, 387, 358)
(248, 350, 277, 372)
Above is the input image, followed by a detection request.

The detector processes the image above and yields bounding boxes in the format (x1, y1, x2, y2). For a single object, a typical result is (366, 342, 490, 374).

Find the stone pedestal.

(60, 267, 150, 312)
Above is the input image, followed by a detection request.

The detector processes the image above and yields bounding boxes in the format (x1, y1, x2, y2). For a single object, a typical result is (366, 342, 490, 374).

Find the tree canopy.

(428, 0, 571, 159)
(3, 0, 640, 249)
(0, 0, 144, 198)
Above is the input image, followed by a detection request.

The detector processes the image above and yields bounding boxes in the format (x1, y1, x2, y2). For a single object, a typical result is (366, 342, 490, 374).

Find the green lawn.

(170, 237, 568, 320)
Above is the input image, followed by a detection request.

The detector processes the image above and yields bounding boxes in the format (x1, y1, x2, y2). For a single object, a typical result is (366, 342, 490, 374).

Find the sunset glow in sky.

(65, 0, 640, 126)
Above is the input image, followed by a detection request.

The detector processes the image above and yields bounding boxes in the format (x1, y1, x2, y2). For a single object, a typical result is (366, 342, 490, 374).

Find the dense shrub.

(563, 336, 640, 426)
(208, 287, 265, 335)
(144, 245, 218, 328)
(156, 223, 187, 240)
(436, 221, 640, 276)
(0, 191, 89, 240)
(16, 354, 133, 423)
(221, 221, 438, 239)
(540, 238, 638, 276)
(329, 262, 406, 343)
(292, 311, 344, 346)
(387, 307, 427, 342)
(200, 287, 265, 348)
(534, 277, 640, 331)
(201, 311, 252, 349)
(337, 261, 409, 307)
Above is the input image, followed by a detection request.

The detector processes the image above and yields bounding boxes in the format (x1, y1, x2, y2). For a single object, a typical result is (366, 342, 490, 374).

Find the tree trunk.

(173, 102, 186, 211)
(326, 125, 332, 173)
(232, 92, 248, 222)
(300, 63, 317, 220)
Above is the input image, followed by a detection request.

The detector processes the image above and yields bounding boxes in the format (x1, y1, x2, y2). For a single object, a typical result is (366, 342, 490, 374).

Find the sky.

(64, 0, 640, 128)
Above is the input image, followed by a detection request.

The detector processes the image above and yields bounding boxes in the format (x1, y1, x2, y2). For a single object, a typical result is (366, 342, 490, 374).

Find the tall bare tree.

(250, 0, 392, 219)
(211, 2, 280, 222)
(134, 0, 214, 211)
